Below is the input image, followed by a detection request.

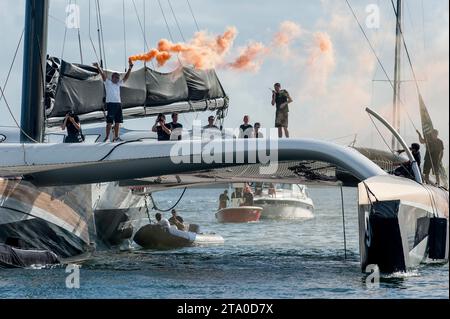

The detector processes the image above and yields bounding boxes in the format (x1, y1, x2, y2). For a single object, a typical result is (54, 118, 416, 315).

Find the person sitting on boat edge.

(168, 112, 183, 140)
(219, 190, 229, 209)
(152, 113, 172, 141)
(94, 60, 133, 142)
(169, 209, 185, 231)
(61, 111, 84, 143)
(155, 213, 171, 229)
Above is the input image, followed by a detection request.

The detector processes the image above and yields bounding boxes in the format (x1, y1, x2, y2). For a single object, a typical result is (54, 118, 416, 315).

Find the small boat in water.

(254, 184, 314, 220)
(215, 207, 262, 223)
(133, 224, 224, 249)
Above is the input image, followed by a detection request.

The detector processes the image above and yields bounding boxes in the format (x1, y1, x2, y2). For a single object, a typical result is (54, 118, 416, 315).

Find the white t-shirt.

(104, 79, 124, 103)
(158, 218, 171, 228)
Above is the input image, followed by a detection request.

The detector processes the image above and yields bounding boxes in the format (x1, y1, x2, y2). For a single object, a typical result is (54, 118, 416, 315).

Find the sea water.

(0, 187, 448, 299)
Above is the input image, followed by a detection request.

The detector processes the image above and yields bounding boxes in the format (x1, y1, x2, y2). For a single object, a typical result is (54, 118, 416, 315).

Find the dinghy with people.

(133, 223, 224, 250)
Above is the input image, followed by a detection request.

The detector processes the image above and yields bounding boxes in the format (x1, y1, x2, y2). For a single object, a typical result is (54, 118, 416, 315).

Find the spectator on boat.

(169, 209, 185, 231)
(94, 60, 133, 142)
(271, 83, 293, 138)
(168, 112, 183, 141)
(242, 185, 254, 206)
(219, 190, 230, 209)
(152, 113, 172, 141)
(239, 115, 253, 139)
(203, 115, 220, 130)
(416, 129, 444, 185)
(268, 183, 277, 198)
(254, 182, 263, 196)
(155, 213, 171, 229)
(254, 122, 264, 138)
(61, 111, 84, 143)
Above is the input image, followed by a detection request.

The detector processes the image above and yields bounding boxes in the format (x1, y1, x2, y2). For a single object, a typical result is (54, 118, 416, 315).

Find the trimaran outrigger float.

(0, 0, 448, 273)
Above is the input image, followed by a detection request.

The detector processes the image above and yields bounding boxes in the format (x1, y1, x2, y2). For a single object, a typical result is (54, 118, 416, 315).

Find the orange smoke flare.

(229, 42, 268, 71)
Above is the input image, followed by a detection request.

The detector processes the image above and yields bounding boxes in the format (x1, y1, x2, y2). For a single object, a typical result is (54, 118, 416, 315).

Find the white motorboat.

(254, 184, 314, 220)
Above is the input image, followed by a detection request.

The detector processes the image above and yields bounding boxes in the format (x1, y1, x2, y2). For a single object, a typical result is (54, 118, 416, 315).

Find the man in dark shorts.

(152, 113, 172, 141)
(94, 60, 133, 142)
(417, 129, 444, 185)
(168, 112, 183, 140)
(61, 112, 83, 143)
(239, 115, 253, 139)
(271, 83, 293, 138)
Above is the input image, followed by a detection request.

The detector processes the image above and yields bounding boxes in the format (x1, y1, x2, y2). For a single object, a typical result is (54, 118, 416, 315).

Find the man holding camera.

(152, 113, 172, 141)
(93, 60, 134, 142)
(61, 112, 83, 143)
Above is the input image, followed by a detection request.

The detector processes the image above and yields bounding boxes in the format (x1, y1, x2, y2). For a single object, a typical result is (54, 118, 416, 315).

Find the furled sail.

(418, 94, 448, 188)
(45, 57, 228, 127)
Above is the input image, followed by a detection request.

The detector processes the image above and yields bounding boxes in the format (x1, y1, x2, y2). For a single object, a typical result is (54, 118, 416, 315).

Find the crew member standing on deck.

(271, 83, 293, 138)
(94, 60, 134, 142)
(239, 115, 254, 139)
(416, 129, 444, 185)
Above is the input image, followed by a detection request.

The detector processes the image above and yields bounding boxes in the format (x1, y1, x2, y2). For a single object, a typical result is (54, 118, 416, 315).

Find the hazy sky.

(0, 0, 448, 162)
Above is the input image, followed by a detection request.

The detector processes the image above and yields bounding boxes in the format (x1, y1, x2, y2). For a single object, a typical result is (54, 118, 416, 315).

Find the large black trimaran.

(0, 0, 448, 274)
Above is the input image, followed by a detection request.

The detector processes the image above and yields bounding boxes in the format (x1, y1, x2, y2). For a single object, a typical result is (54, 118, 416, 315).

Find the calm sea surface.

(0, 187, 448, 299)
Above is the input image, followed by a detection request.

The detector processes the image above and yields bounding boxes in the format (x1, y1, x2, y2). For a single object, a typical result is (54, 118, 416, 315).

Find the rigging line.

(131, 0, 150, 51)
(122, 0, 127, 71)
(0, 29, 24, 105)
(61, 0, 71, 59)
(75, 0, 83, 64)
(88, 0, 100, 62)
(143, 0, 146, 53)
(157, 0, 183, 66)
(345, 0, 395, 93)
(167, 0, 187, 42)
(346, 0, 419, 132)
(94, 0, 104, 67)
(96, 0, 107, 68)
(0, 86, 38, 144)
(157, 0, 175, 42)
(389, 0, 420, 91)
(186, 0, 200, 32)
(0, 30, 38, 143)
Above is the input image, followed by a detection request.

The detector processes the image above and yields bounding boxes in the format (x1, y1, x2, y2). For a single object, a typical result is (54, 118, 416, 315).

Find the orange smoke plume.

(228, 42, 268, 71)
(273, 21, 302, 46)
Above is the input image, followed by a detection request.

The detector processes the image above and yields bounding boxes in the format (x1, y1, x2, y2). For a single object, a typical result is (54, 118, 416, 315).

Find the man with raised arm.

(93, 60, 134, 142)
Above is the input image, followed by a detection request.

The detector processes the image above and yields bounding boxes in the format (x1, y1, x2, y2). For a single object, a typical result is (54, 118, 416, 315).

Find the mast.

(20, 0, 49, 143)
(391, 0, 403, 150)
